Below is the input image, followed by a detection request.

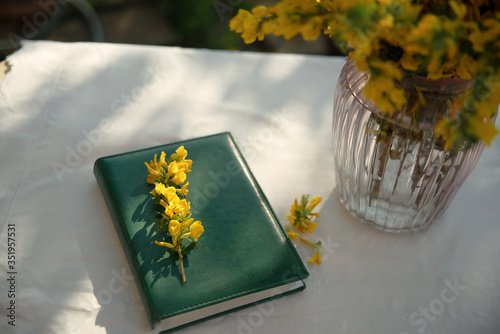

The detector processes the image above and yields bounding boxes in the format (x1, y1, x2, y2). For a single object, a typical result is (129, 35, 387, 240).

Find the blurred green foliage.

(154, 0, 256, 50)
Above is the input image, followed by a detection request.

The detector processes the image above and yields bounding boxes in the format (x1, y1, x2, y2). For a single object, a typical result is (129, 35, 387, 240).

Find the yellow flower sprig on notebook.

(145, 146, 204, 284)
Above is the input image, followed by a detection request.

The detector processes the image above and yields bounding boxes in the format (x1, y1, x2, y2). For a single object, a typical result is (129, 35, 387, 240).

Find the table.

(1, 40, 499, 334)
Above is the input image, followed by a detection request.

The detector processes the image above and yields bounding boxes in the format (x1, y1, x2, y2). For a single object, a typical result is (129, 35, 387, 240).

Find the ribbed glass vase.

(332, 59, 490, 232)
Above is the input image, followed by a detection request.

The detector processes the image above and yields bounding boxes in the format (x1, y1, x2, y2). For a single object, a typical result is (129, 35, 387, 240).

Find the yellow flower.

(306, 196, 322, 211)
(177, 181, 189, 196)
(241, 14, 260, 44)
(379, 15, 393, 29)
(449, 1, 467, 19)
(305, 220, 318, 234)
(158, 187, 179, 218)
(167, 159, 191, 186)
(349, 50, 369, 72)
(158, 151, 167, 168)
(168, 220, 181, 236)
(168, 161, 179, 175)
(174, 199, 190, 217)
(230, 9, 253, 33)
(427, 55, 444, 80)
(164, 186, 180, 204)
(434, 118, 452, 142)
(300, 19, 323, 41)
(171, 171, 187, 185)
(298, 236, 317, 248)
(159, 199, 168, 208)
(154, 240, 175, 249)
(150, 182, 167, 196)
(144, 154, 162, 184)
(178, 160, 192, 173)
(286, 195, 321, 234)
(370, 59, 402, 81)
(365, 73, 408, 114)
(171, 146, 188, 161)
(145, 151, 176, 185)
(252, 5, 268, 18)
(469, 116, 499, 146)
(455, 55, 476, 80)
(477, 98, 499, 119)
(308, 248, 322, 265)
(400, 53, 420, 72)
(163, 199, 180, 219)
(262, 20, 278, 34)
(287, 230, 299, 239)
(188, 221, 204, 241)
(286, 225, 300, 240)
(146, 174, 157, 185)
(181, 218, 194, 230)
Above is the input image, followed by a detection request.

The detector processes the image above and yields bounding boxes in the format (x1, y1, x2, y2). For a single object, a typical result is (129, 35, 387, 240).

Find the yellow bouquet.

(230, 0, 500, 149)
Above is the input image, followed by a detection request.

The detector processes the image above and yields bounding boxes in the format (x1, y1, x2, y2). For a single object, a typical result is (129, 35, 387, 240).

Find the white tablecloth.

(1, 40, 499, 334)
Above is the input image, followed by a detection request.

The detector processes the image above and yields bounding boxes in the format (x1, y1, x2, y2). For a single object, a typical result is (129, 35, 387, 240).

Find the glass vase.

(332, 59, 491, 232)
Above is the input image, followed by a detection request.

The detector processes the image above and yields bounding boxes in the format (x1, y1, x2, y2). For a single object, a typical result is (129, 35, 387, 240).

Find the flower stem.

(176, 245, 187, 284)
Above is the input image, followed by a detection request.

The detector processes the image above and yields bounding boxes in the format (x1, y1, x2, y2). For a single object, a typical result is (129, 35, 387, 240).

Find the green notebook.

(93, 132, 309, 333)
